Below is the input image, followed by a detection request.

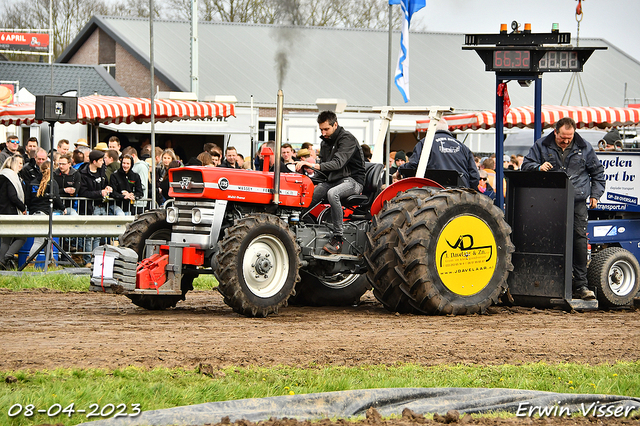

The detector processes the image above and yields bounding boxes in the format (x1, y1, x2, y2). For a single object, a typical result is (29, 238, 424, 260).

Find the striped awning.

(417, 105, 640, 132)
(0, 95, 235, 126)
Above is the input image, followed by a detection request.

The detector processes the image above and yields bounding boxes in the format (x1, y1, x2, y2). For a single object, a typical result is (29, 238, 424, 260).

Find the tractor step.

(311, 253, 361, 262)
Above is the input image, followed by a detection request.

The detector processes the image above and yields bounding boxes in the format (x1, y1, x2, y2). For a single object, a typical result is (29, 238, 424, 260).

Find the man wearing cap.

(522, 117, 606, 300)
(599, 128, 623, 150)
(0, 134, 20, 166)
(395, 118, 479, 190)
(75, 138, 89, 148)
(94, 142, 109, 152)
(78, 150, 116, 265)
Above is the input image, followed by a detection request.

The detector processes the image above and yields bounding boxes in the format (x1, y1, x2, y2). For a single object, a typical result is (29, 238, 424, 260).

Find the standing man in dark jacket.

(395, 118, 479, 189)
(53, 153, 80, 205)
(296, 110, 365, 254)
(522, 117, 605, 300)
(19, 147, 47, 184)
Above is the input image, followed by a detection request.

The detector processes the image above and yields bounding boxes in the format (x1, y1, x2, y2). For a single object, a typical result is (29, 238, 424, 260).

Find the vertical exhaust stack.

(273, 89, 284, 204)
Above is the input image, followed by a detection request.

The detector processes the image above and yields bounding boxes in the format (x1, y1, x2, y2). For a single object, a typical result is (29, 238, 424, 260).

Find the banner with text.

(595, 152, 640, 212)
(0, 32, 49, 53)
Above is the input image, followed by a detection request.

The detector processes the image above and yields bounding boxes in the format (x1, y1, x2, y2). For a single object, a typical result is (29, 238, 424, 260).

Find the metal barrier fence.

(0, 196, 155, 266)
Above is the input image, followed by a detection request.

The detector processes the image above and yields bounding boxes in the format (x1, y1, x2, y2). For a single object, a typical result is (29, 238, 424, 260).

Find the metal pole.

(49, 0, 53, 91)
(190, 0, 199, 97)
(45, 121, 55, 272)
(387, 5, 393, 108)
(273, 90, 283, 205)
(150, 0, 156, 208)
(250, 94, 255, 163)
(495, 76, 504, 210)
(534, 76, 542, 141)
(385, 3, 393, 182)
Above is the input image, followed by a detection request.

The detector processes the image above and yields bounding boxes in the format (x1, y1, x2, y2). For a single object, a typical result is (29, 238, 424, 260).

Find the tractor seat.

(343, 162, 384, 209)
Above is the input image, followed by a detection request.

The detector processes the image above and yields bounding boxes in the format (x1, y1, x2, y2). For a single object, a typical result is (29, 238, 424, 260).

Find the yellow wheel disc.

(435, 215, 498, 296)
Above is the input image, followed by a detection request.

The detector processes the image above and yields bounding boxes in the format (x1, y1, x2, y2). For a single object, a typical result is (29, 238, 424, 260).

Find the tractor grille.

(171, 200, 216, 237)
(171, 169, 204, 194)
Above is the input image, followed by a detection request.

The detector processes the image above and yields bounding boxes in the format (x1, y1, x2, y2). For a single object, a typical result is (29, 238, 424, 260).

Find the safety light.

(551, 23, 559, 32)
(500, 24, 507, 34)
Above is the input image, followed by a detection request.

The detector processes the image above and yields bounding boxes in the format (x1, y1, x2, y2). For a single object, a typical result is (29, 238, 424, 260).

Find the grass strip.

(0, 272, 218, 292)
(1, 362, 638, 426)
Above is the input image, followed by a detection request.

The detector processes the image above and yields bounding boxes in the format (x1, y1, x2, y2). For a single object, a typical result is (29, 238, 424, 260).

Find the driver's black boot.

(323, 235, 343, 255)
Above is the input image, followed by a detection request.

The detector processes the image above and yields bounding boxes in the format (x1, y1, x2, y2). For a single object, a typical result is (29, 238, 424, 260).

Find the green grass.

(0, 271, 218, 292)
(1, 363, 638, 426)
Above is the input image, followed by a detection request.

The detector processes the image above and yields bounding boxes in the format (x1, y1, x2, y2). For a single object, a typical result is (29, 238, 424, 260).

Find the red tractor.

(90, 107, 514, 317)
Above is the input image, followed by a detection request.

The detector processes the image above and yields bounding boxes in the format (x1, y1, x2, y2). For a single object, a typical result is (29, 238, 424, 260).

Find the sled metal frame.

(505, 171, 598, 310)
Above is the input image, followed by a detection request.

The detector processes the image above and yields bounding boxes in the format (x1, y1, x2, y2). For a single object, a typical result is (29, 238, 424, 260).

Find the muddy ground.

(2, 288, 639, 371)
(2, 289, 639, 426)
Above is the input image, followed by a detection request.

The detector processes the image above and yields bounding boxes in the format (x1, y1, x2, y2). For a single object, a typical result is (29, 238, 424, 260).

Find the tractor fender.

(370, 177, 444, 217)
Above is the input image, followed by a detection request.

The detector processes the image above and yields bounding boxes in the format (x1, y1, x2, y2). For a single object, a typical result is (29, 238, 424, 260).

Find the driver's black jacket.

(318, 126, 365, 186)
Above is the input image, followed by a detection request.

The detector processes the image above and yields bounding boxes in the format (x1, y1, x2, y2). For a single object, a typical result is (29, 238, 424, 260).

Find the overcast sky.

(413, 0, 640, 63)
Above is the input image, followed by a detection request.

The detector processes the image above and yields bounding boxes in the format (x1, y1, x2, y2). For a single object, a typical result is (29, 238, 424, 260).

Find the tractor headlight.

(192, 209, 202, 224)
(166, 207, 179, 223)
(192, 208, 215, 225)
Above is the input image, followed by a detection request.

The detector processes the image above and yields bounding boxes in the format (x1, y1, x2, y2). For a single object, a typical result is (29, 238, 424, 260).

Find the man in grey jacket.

(522, 117, 605, 300)
(296, 111, 365, 254)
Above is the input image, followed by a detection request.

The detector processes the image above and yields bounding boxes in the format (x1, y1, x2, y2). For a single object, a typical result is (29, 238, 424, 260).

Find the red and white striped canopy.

(417, 105, 640, 132)
(0, 95, 235, 126)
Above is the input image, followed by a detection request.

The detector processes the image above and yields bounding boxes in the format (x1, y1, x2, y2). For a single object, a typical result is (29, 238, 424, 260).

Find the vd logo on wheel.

(435, 215, 497, 296)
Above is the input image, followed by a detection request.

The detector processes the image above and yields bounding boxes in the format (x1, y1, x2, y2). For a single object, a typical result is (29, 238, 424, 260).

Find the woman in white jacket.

(0, 155, 26, 269)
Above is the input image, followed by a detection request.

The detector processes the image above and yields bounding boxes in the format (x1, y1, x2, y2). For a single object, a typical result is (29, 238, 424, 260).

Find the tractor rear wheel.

(400, 189, 514, 315)
(289, 271, 369, 306)
(216, 214, 299, 317)
(365, 187, 439, 313)
(119, 209, 193, 310)
(588, 247, 640, 307)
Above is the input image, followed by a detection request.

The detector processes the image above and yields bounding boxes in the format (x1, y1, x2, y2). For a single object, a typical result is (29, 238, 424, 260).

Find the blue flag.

(390, 0, 426, 103)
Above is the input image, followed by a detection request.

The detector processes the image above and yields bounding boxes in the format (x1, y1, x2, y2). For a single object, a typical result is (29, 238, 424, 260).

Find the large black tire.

(399, 189, 514, 315)
(588, 247, 640, 307)
(120, 209, 170, 256)
(365, 187, 439, 313)
(119, 209, 192, 310)
(216, 214, 300, 317)
(289, 270, 370, 306)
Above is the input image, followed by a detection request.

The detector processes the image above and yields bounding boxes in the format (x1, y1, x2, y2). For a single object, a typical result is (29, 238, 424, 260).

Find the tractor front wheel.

(216, 214, 300, 317)
(120, 209, 192, 310)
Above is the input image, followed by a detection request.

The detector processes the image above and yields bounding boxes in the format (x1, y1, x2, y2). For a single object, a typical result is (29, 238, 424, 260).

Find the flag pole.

(385, 3, 393, 185)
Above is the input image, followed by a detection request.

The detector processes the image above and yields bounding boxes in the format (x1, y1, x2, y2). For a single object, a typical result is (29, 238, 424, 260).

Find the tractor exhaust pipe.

(273, 89, 284, 205)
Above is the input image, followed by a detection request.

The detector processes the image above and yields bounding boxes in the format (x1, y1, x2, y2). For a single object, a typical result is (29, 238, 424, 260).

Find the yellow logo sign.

(435, 215, 497, 296)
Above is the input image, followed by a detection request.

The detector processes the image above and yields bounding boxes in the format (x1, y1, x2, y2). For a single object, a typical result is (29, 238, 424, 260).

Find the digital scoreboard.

(492, 50, 581, 71)
(463, 28, 605, 74)
(466, 46, 601, 73)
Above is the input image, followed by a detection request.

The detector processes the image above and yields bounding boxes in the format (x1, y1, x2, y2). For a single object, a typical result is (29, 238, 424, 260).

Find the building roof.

(0, 60, 127, 97)
(59, 15, 640, 111)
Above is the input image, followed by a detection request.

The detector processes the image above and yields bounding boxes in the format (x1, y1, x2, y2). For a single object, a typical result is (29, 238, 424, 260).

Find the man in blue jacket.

(522, 117, 605, 300)
(296, 111, 365, 254)
(395, 118, 479, 189)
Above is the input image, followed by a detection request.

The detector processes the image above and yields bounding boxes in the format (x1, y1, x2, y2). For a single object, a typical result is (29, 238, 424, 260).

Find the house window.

(101, 64, 116, 79)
